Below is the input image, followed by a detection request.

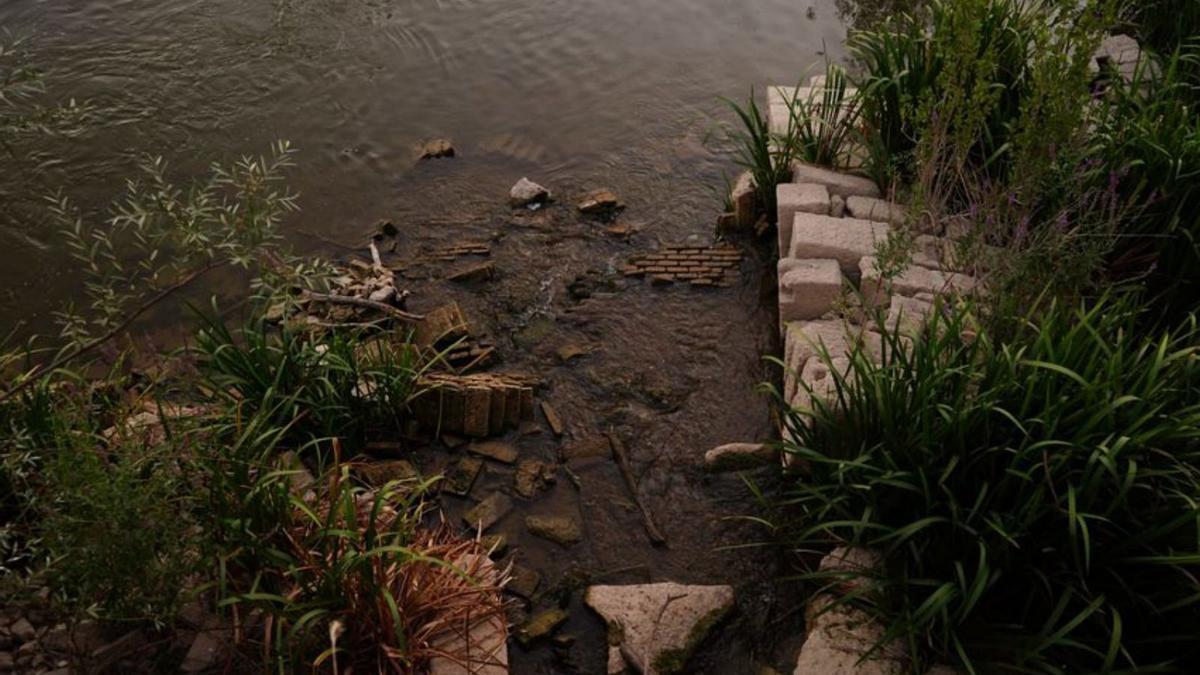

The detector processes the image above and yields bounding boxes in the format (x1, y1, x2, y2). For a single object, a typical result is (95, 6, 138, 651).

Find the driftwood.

(607, 431, 668, 547)
(304, 292, 425, 322)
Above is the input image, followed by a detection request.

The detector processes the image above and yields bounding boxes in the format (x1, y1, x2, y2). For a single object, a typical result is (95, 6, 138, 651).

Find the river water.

(1, 1, 852, 672)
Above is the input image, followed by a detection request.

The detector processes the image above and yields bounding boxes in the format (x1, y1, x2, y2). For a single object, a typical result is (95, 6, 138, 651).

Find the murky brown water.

(1, 0, 854, 671)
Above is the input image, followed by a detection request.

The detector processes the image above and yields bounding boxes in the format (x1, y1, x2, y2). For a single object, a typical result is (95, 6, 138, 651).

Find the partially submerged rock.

(585, 582, 734, 675)
(464, 492, 513, 532)
(526, 514, 582, 546)
(517, 609, 568, 646)
(467, 441, 519, 465)
(511, 177, 551, 208)
(418, 138, 455, 160)
(578, 189, 625, 215)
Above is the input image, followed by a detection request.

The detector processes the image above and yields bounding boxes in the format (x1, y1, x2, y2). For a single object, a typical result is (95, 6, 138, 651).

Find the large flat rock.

(790, 163, 881, 199)
(585, 582, 734, 675)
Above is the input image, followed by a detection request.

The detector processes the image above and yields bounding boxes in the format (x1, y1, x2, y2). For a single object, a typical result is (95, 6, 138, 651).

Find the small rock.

(418, 138, 455, 159)
(447, 262, 496, 283)
(180, 628, 229, 673)
(467, 441, 519, 465)
(526, 514, 582, 546)
(578, 189, 625, 215)
(555, 343, 592, 363)
(517, 609, 568, 646)
(703, 443, 778, 472)
(507, 565, 541, 600)
(514, 459, 553, 499)
(605, 222, 636, 238)
(561, 436, 610, 461)
(9, 619, 34, 643)
(716, 212, 737, 234)
(356, 459, 419, 487)
(444, 457, 484, 496)
(511, 177, 551, 208)
(464, 492, 513, 532)
(541, 401, 565, 437)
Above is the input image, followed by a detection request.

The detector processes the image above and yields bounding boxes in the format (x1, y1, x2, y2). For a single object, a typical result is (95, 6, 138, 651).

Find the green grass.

(771, 294, 1200, 673)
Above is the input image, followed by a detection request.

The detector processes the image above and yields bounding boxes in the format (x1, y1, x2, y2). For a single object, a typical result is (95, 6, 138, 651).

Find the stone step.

(778, 258, 843, 324)
(777, 183, 831, 253)
(788, 213, 890, 275)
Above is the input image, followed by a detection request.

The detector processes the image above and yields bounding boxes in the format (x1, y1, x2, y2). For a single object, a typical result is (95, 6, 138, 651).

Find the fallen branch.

(304, 292, 425, 322)
(607, 430, 668, 547)
(0, 261, 225, 404)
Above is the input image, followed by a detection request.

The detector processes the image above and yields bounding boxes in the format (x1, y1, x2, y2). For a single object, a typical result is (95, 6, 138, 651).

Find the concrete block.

(860, 257, 981, 308)
(789, 214, 890, 275)
(732, 171, 757, 229)
(912, 235, 944, 270)
(790, 162, 881, 199)
(886, 294, 934, 338)
(777, 183, 831, 252)
(859, 256, 946, 308)
(845, 196, 908, 227)
(779, 258, 843, 324)
(783, 321, 883, 404)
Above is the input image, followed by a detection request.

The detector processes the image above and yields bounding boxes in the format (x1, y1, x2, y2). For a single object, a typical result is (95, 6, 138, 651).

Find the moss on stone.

(649, 603, 732, 674)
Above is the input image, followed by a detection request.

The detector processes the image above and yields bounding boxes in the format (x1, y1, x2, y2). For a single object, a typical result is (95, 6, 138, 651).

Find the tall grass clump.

(775, 295, 1200, 673)
(194, 310, 429, 459)
(726, 89, 796, 224)
(1092, 42, 1200, 319)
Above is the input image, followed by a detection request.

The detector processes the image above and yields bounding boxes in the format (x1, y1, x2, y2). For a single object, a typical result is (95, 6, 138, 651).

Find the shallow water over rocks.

(1, 0, 858, 671)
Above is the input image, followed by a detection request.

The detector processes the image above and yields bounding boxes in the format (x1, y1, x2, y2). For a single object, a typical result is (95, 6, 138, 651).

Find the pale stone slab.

(585, 583, 734, 675)
(859, 257, 948, 308)
(704, 442, 778, 471)
(794, 596, 907, 675)
(790, 163, 881, 199)
(789, 214, 890, 275)
(886, 294, 934, 338)
(783, 320, 854, 404)
(778, 183, 831, 252)
(430, 555, 509, 675)
(845, 196, 907, 227)
(779, 258, 843, 324)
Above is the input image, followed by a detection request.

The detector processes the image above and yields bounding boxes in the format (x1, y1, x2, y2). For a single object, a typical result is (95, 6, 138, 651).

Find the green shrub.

(775, 295, 1200, 673)
(783, 63, 862, 169)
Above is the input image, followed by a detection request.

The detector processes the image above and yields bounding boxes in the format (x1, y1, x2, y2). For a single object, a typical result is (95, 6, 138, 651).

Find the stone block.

(779, 258, 843, 324)
(789, 214, 890, 275)
(912, 235, 944, 270)
(777, 183, 831, 252)
(782, 320, 883, 404)
(859, 257, 948, 308)
(886, 294, 934, 338)
(790, 162, 881, 199)
(732, 171, 758, 229)
(845, 196, 907, 227)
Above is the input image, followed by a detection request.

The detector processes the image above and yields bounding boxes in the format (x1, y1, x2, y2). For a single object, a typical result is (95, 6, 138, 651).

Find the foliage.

(783, 63, 862, 169)
(0, 365, 203, 622)
(850, 0, 1107, 194)
(1091, 42, 1200, 318)
(0, 33, 92, 149)
(774, 294, 1200, 673)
